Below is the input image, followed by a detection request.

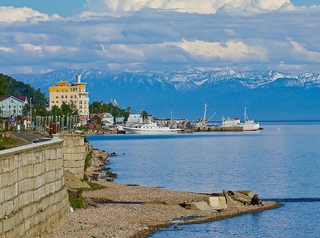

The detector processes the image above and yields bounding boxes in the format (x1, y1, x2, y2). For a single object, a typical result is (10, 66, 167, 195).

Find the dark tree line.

(1, 74, 47, 106)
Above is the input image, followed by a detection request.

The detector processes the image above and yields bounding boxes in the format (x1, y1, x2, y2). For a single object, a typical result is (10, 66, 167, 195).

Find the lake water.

(87, 122, 320, 237)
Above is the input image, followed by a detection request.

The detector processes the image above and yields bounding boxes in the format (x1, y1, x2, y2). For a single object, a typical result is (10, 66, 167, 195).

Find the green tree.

(141, 110, 148, 121)
(61, 102, 78, 116)
(33, 104, 50, 117)
(4, 74, 47, 106)
(89, 101, 110, 114)
(88, 102, 146, 123)
(51, 105, 63, 117)
(0, 73, 9, 97)
(22, 103, 49, 120)
(22, 104, 30, 117)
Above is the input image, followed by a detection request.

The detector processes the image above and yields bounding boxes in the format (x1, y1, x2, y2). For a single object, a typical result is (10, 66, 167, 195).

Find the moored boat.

(241, 107, 260, 131)
(221, 107, 260, 131)
(123, 122, 181, 134)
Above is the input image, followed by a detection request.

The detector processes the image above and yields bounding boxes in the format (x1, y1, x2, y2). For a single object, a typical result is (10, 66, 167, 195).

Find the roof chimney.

(76, 74, 81, 83)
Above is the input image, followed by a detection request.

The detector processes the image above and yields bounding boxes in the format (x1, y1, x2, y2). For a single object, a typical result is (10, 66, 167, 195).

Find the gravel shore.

(46, 148, 281, 238)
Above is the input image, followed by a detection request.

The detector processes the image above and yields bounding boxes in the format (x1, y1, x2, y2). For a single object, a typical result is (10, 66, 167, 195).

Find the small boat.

(241, 107, 260, 131)
(221, 107, 260, 131)
(123, 121, 180, 134)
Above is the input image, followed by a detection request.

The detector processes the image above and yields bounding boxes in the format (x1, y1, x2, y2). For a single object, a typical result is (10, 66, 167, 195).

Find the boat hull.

(221, 118, 260, 131)
(241, 122, 260, 131)
(123, 128, 180, 134)
(123, 122, 180, 134)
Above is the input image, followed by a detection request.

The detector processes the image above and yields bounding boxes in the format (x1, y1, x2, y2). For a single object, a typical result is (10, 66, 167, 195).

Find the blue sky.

(1, 0, 320, 74)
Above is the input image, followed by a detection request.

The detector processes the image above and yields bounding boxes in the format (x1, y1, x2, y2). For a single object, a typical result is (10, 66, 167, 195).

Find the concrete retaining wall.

(0, 138, 70, 237)
(59, 134, 86, 179)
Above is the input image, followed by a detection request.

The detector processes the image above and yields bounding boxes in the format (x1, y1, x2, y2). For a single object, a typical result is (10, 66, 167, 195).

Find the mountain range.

(10, 69, 320, 122)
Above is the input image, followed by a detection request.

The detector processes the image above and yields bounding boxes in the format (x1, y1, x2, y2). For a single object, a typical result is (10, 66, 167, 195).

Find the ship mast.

(244, 107, 249, 122)
(203, 104, 207, 122)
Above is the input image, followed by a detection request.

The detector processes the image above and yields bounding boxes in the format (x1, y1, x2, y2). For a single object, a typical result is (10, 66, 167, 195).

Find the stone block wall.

(0, 138, 70, 237)
(59, 134, 86, 179)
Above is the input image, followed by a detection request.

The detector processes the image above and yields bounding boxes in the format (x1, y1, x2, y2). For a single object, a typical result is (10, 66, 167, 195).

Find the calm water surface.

(87, 122, 320, 237)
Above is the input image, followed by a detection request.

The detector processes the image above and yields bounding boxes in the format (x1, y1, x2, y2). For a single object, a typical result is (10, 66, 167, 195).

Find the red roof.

(0, 96, 27, 102)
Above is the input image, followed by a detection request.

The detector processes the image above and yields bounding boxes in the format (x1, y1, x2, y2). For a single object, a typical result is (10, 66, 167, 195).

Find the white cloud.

(290, 40, 320, 62)
(0, 6, 60, 23)
(20, 43, 42, 53)
(84, 0, 290, 14)
(43, 46, 62, 53)
(17, 66, 34, 74)
(224, 29, 236, 36)
(1, 2, 320, 74)
(111, 44, 145, 58)
(0, 46, 13, 53)
(172, 39, 267, 62)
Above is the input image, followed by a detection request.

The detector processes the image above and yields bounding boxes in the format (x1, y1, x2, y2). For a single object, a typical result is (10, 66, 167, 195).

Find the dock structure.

(186, 126, 243, 133)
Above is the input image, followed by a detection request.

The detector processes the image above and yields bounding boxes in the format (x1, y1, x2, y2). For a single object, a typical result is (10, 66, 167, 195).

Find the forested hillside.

(0, 73, 47, 106)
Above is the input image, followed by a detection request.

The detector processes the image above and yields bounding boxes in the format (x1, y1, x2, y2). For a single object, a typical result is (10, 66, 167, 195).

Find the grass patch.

(0, 137, 17, 150)
(87, 181, 106, 190)
(70, 147, 107, 209)
(68, 188, 85, 209)
(84, 150, 92, 180)
(69, 196, 84, 209)
(68, 182, 106, 210)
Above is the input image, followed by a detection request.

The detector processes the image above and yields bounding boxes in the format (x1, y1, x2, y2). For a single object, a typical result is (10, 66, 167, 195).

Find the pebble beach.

(46, 148, 281, 238)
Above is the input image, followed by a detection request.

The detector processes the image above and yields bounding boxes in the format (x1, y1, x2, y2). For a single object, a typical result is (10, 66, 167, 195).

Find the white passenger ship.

(123, 122, 180, 134)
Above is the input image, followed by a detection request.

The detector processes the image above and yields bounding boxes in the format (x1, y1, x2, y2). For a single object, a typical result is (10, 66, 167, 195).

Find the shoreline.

(46, 148, 281, 238)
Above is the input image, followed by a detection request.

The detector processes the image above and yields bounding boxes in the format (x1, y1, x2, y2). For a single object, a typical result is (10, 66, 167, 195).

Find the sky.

(1, 0, 320, 75)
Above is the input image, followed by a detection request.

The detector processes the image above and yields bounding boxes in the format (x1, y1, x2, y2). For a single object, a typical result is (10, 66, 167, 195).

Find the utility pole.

(100, 101, 103, 113)
(29, 97, 32, 129)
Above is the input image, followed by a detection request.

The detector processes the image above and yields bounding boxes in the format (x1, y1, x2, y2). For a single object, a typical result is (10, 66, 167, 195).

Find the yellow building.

(49, 75, 89, 125)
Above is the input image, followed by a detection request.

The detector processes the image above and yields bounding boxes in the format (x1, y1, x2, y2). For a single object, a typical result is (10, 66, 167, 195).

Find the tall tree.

(0, 73, 9, 97)
(141, 110, 148, 121)
(61, 102, 78, 116)
(89, 101, 110, 114)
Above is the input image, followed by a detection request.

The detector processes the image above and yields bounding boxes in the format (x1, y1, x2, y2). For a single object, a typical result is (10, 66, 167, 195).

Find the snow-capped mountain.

(10, 69, 320, 121)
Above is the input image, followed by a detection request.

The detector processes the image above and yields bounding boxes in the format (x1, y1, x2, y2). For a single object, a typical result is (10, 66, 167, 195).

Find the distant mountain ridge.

(10, 69, 320, 121)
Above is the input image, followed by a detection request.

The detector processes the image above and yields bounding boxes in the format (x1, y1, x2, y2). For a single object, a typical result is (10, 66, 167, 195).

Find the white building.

(126, 114, 143, 125)
(0, 96, 28, 120)
(101, 113, 114, 127)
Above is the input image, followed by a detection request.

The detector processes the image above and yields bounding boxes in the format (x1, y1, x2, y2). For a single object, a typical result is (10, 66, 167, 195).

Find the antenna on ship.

(203, 104, 207, 123)
(201, 104, 216, 128)
(244, 107, 248, 122)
